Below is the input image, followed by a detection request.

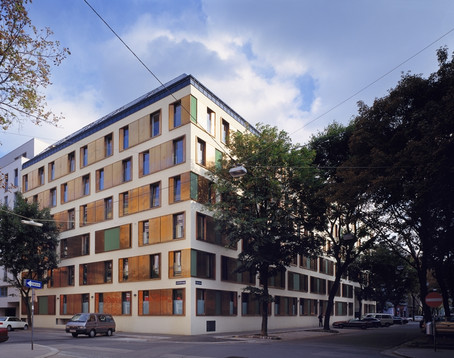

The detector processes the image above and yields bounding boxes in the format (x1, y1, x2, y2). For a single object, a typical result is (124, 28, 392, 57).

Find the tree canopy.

(0, 0, 69, 130)
(209, 124, 324, 335)
(0, 193, 60, 325)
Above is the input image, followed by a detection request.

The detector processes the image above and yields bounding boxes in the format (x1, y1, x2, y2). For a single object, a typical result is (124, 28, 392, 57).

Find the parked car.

(0, 317, 29, 331)
(65, 313, 115, 338)
(414, 315, 424, 322)
(332, 319, 369, 329)
(361, 317, 382, 328)
(0, 328, 8, 343)
(364, 313, 394, 327)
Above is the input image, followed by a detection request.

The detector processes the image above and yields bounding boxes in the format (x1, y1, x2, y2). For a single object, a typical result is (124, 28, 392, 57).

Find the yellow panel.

(150, 146, 161, 173)
(129, 120, 139, 148)
(181, 95, 191, 125)
(161, 140, 173, 170)
(95, 199, 104, 223)
(104, 164, 114, 189)
(120, 224, 131, 249)
(95, 137, 105, 162)
(67, 179, 75, 202)
(138, 115, 150, 144)
(181, 171, 190, 201)
(160, 215, 172, 242)
(181, 249, 191, 277)
(112, 160, 122, 187)
(149, 217, 161, 244)
(129, 188, 139, 214)
(87, 141, 96, 165)
(139, 255, 150, 280)
(138, 185, 150, 212)
(169, 103, 175, 130)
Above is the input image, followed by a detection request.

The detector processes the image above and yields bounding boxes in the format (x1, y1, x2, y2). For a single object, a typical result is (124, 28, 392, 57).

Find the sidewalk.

(3, 329, 453, 358)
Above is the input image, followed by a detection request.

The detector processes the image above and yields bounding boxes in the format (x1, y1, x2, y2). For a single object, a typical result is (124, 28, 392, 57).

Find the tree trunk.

(261, 279, 269, 336)
(22, 290, 32, 328)
(323, 270, 342, 330)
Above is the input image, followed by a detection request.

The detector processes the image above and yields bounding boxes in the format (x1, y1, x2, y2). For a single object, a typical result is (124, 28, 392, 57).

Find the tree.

(209, 124, 324, 336)
(0, 0, 69, 130)
(0, 193, 59, 326)
(308, 122, 377, 330)
(345, 47, 454, 322)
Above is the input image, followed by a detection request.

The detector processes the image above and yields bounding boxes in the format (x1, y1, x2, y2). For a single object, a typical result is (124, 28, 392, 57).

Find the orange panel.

(129, 120, 139, 148)
(160, 215, 172, 242)
(138, 115, 151, 143)
(149, 217, 161, 244)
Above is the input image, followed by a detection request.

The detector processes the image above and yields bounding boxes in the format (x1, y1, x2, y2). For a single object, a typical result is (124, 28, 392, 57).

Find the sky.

(1, 0, 454, 157)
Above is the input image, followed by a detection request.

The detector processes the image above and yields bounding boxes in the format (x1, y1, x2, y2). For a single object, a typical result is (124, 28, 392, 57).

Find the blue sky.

(1, 0, 454, 156)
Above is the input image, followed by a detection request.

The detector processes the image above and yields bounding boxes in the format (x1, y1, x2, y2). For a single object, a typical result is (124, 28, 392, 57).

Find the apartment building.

(20, 74, 374, 335)
(0, 138, 49, 316)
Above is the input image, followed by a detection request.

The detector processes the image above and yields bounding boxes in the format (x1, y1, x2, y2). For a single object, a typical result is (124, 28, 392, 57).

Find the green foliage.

(209, 124, 323, 334)
(0, 0, 70, 129)
(0, 193, 60, 323)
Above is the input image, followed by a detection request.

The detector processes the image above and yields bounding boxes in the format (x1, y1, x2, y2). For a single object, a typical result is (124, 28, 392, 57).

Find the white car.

(0, 317, 29, 331)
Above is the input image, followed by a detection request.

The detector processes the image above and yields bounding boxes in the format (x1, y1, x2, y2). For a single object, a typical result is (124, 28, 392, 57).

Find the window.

(68, 209, 75, 230)
(81, 205, 88, 225)
(151, 111, 160, 137)
(197, 138, 206, 166)
(141, 151, 150, 175)
(196, 289, 237, 316)
(82, 175, 90, 196)
(68, 151, 75, 172)
(49, 162, 55, 180)
(50, 188, 57, 207)
(4, 174, 8, 192)
(82, 235, 89, 255)
(173, 137, 184, 164)
(123, 158, 132, 182)
(62, 183, 68, 202)
(104, 261, 112, 283)
(98, 169, 104, 191)
(192, 250, 215, 279)
(81, 146, 88, 167)
(38, 166, 44, 185)
(14, 169, 18, 186)
(222, 119, 230, 143)
(173, 213, 184, 239)
(173, 289, 184, 315)
(142, 221, 149, 245)
(23, 174, 28, 191)
(105, 134, 113, 157)
(150, 182, 160, 207)
(122, 191, 129, 215)
(173, 101, 181, 127)
(122, 126, 129, 149)
(173, 251, 182, 275)
(150, 254, 160, 279)
(0, 287, 8, 297)
(104, 197, 113, 220)
(122, 258, 129, 281)
(173, 176, 181, 202)
(206, 108, 215, 134)
(288, 272, 308, 292)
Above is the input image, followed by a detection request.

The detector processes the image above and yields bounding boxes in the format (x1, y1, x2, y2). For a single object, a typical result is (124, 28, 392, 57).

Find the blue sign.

(24, 279, 43, 289)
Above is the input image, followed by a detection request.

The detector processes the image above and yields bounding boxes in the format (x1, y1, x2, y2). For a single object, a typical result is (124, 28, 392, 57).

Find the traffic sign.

(24, 279, 43, 289)
(425, 292, 443, 308)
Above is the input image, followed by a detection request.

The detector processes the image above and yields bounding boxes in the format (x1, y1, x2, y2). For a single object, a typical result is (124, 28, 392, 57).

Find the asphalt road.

(5, 322, 423, 358)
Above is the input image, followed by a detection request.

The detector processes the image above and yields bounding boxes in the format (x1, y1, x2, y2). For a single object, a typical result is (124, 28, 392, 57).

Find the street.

(4, 322, 424, 358)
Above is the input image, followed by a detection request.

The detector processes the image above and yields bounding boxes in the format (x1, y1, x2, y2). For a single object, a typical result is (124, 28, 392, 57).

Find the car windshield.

(70, 313, 89, 322)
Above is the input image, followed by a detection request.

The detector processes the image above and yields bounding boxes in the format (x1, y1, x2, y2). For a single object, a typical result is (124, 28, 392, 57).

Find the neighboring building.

(20, 74, 374, 335)
(0, 138, 49, 316)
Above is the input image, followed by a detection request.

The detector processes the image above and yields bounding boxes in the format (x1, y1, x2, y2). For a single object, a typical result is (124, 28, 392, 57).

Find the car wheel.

(88, 329, 96, 338)
(361, 325, 367, 330)
(338, 324, 344, 329)
(106, 329, 113, 337)
(385, 323, 390, 327)
(7, 325, 12, 331)
(23, 324, 28, 330)
(71, 333, 78, 338)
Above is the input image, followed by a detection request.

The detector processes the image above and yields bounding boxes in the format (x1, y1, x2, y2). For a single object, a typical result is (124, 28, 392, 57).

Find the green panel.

(38, 296, 48, 314)
(190, 250, 197, 277)
(190, 172, 198, 200)
(190, 95, 197, 123)
(104, 227, 120, 251)
(215, 150, 223, 169)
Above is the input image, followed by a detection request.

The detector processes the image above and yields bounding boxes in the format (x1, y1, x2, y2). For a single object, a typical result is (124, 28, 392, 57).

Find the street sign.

(425, 292, 443, 308)
(24, 279, 43, 289)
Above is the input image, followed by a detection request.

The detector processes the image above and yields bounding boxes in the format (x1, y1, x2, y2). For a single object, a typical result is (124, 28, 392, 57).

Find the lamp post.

(21, 218, 43, 351)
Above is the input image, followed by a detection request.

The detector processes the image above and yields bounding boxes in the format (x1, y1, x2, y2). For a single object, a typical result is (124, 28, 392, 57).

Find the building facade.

(20, 74, 374, 335)
(0, 138, 49, 316)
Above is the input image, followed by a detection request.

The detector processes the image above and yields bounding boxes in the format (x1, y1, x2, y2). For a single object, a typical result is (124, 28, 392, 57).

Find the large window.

(122, 126, 129, 149)
(151, 111, 160, 137)
(81, 146, 88, 167)
(38, 166, 44, 185)
(197, 138, 206, 166)
(206, 108, 215, 134)
(141, 150, 150, 175)
(299, 298, 318, 316)
(173, 137, 184, 164)
(196, 289, 237, 316)
(288, 272, 308, 292)
(275, 296, 297, 316)
(82, 175, 90, 196)
(173, 101, 182, 127)
(80, 260, 113, 285)
(49, 162, 55, 180)
(221, 119, 229, 143)
(104, 197, 113, 220)
(138, 288, 184, 316)
(97, 169, 104, 191)
(105, 133, 113, 157)
(310, 277, 327, 294)
(173, 213, 184, 239)
(68, 152, 75, 172)
(121, 191, 129, 215)
(191, 250, 215, 279)
(173, 175, 181, 202)
(50, 188, 57, 207)
(123, 158, 132, 182)
(150, 182, 160, 207)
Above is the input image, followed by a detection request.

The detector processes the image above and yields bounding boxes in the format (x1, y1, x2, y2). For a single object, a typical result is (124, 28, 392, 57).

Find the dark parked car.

(393, 316, 409, 325)
(65, 313, 115, 338)
(361, 317, 381, 328)
(332, 319, 369, 329)
(0, 328, 8, 343)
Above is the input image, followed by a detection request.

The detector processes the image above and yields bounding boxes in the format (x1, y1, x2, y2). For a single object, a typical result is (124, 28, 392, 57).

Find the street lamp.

(229, 165, 247, 178)
(21, 218, 43, 351)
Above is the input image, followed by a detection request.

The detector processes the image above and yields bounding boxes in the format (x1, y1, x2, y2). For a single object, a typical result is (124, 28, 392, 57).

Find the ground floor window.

(196, 289, 237, 316)
(137, 288, 185, 316)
